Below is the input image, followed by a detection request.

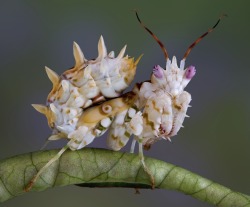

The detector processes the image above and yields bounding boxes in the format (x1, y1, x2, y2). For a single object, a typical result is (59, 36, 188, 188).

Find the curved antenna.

(135, 11, 169, 60)
(183, 14, 227, 60)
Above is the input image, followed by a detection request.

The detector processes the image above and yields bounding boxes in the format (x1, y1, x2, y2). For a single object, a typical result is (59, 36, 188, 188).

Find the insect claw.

(24, 179, 35, 192)
(162, 136, 171, 142)
(185, 114, 190, 118)
(25, 146, 69, 192)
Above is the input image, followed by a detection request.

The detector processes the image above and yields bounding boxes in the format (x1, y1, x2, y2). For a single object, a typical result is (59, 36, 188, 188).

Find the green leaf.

(0, 148, 250, 206)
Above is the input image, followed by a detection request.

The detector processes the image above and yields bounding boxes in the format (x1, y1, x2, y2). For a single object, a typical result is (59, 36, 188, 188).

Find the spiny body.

(33, 38, 194, 154)
(28, 38, 194, 191)
(33, 36, 141, 151)
(26, 12, 223, 191)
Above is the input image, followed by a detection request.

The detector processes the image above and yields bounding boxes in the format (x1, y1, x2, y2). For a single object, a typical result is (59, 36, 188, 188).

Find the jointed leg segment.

(25, 145, 69, 192)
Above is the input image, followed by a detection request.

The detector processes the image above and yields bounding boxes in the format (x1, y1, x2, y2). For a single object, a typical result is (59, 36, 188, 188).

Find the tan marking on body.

(143, 113, 155, 130)
(152, 100, 161, 113)
(74, 139, 81, 144)
(173, 102, 182, 111)
(56, 86, 63, 100)
(124, 131, 130, 138)
(111, 134, 118, 140)
(122, 91, 137, 106)
(162, 111, 170, 115)
(118, 140, 125, 148)
(89, 81, 96, 87)
(62, 65, 84, 80)
(124, 76, 129, 84)
(78, 96, 132, 127)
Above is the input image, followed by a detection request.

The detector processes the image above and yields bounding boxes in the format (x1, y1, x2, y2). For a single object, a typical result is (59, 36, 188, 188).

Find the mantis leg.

(25, 145, 69, 192)
(130, 139, 136, 153)
(138, 138, 155, 188)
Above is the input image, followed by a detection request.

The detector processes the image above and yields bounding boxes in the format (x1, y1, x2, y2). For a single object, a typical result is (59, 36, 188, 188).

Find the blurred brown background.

(0, 0, 250, 206)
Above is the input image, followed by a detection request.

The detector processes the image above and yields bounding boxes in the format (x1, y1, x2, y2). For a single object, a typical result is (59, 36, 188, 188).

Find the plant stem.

(0, 148, 249, 206)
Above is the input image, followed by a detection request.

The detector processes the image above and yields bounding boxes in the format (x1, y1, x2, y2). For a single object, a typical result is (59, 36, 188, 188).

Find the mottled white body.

(33, 37, 141, 152)
(26, 37, 142, 191)
(26, 11, 223, 191)
(28, 38, 195, 191)
(129, 56, 194, 149)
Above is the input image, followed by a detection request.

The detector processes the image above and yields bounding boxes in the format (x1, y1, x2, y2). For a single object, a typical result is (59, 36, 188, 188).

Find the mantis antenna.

(135, 11, 169, 60)
(183, 14, 227, 60)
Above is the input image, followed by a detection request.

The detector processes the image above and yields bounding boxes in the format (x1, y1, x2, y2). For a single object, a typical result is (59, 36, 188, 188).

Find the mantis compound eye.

(185, 65, 196, 79)
(153, 65, 164, 79)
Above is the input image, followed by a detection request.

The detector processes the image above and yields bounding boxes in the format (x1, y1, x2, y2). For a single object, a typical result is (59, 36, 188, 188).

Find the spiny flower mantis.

(25, 12, 224, 191)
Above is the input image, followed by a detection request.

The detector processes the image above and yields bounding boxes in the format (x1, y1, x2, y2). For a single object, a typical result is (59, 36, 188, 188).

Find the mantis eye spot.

(185, 65, 196, 79)
(102, 104, 112, 114)
(153, 65, 164, 79)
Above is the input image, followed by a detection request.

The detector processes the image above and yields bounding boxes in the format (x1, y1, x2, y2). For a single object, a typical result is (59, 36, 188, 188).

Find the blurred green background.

(0, 0, 250, 206)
